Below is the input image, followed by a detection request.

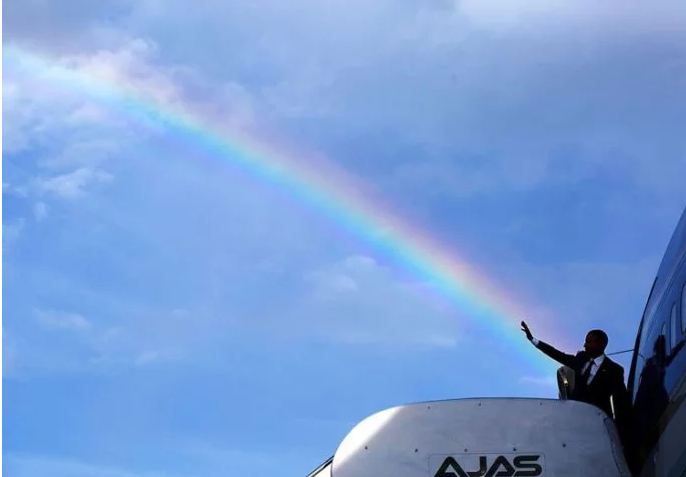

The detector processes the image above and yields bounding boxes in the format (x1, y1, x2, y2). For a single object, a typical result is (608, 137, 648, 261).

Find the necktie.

(582, 359, 594, 384)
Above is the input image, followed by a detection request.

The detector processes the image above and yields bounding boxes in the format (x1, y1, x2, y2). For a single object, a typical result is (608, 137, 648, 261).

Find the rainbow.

(5, 45, 554, 370)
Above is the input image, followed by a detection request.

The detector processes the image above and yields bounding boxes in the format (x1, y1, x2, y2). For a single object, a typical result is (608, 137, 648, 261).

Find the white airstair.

(308, 398, 630, 477)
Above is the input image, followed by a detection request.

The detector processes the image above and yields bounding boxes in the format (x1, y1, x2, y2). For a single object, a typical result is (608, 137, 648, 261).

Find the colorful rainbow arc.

(6, 46, 551, 369)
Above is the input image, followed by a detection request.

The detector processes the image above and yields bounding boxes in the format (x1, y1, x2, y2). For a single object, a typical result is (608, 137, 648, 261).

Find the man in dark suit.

(520, 321, 630, 426)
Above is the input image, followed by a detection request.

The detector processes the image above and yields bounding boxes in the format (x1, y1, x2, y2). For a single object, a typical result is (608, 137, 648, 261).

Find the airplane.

(307, 207, 686, 477)
(628, 206, 686, 477)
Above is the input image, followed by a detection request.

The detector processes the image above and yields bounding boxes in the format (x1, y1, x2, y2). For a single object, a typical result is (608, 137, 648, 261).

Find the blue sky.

(4, 1, 686, 475)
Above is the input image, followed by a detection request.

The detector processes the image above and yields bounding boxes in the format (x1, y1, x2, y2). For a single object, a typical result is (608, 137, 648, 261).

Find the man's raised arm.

(521, 321, 577, 368)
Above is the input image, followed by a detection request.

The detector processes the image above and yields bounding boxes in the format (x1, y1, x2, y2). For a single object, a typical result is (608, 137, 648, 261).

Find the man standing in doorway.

(520, 321, 630, 427)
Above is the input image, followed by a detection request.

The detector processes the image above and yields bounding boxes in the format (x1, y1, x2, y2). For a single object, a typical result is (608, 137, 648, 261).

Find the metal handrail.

(306, 455, 334, 477)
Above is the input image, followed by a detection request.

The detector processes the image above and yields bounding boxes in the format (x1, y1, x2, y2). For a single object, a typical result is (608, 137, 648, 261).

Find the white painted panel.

(332, 398, 630, 477)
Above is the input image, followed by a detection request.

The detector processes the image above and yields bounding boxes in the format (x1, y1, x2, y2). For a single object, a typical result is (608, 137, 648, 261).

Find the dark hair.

(588, 329, 609, 349)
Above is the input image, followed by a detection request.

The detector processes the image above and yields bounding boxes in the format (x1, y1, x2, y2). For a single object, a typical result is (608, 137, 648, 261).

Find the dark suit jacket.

(535, 340, 630, 424)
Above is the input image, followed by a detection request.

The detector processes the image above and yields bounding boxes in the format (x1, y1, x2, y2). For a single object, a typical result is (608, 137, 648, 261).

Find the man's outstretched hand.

(521, 321, 533, 341)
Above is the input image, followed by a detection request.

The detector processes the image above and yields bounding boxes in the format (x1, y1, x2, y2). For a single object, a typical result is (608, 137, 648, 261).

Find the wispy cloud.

(36, 167, 113, 199)
(33, 201, 49, 221)
(4, 218, 27, 245)
(34, 308, 92, 331)
(297, 255, 461, 348)
(133, 349, 180, 366)
(519, 375, 557, 388)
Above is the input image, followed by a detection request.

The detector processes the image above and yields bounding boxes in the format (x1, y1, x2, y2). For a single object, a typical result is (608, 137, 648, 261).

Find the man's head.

(584, 329, 608, 357)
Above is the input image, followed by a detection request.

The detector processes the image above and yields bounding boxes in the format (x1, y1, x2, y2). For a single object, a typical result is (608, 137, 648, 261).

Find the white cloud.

(297, 255, 461, 348)
(518, 374, 557, 390)
(9, 304, 195, 375)
(52, 39, 257, 132)
(33, 201, 49, 221)
(343, 255, 377, 269)
(134, 349, 179, 366)
(43, 139, 122, 170)
(70, 38, 179, 105)
(5, 38, 258, 197)
(36, 167, 113, 199)
(2, 79, 35, 154)
(3, 64, 124, 157)
(4, 218, 27, 245)
(34, 308, 92, 331)
(306, 259, 364, 300)
(3, 181, 29, 198)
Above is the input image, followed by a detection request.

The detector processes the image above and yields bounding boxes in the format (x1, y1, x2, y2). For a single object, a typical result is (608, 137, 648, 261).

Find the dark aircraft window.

(682, 282, 686, 334)
(670, 303, 678, 351)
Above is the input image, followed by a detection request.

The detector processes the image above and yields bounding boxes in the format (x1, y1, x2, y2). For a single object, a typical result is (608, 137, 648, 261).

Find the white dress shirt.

(530, 338, 605, 385)
(581, 354, 605, 385)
